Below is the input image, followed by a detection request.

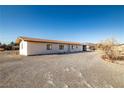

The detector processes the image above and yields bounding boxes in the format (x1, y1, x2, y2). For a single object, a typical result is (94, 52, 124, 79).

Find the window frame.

(46, 44, 52, 50)
(71, 45, 74, 49)
(59, 44, 64, 50)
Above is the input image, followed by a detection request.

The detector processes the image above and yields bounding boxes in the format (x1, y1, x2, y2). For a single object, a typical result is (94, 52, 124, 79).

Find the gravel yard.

(0, 51, 124, 88)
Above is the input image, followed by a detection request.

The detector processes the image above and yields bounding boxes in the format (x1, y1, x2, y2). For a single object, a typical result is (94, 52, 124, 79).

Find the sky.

(0, 5, 124, 44)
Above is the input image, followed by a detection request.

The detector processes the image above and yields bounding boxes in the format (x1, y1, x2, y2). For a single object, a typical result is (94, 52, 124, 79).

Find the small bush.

(97, 38, 120, 62)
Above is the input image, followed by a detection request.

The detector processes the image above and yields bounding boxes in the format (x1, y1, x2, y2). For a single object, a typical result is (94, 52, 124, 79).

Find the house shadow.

(29, 51, 93, 56)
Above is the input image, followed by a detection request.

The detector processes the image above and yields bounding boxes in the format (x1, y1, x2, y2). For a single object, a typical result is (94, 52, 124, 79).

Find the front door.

(83, 45, 87, 51)
(68, 45, 70, 52)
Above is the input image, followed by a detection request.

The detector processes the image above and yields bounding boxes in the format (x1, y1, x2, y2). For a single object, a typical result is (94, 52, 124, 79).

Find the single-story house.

(16, 36, 86, 56)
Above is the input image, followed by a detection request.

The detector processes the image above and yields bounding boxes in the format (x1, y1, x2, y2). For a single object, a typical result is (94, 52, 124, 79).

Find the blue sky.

(0, 6, 124, 44)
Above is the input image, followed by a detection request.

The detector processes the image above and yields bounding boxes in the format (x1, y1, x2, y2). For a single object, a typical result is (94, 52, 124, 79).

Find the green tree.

(9, 41, 15, 46)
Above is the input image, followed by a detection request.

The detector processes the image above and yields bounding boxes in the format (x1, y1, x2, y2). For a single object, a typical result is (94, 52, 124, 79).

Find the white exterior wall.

(19, 41, 28, 56)
(20, 41, 83, 56)
(69, 45, 82, 52)
(27, 42, 69, 55)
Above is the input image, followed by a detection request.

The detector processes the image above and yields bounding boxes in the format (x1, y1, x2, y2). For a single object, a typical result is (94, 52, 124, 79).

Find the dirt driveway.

(0, 52, 124, 88)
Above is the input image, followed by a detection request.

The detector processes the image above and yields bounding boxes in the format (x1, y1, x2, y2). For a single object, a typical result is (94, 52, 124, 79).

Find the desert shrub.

(97, 38, 120, 62)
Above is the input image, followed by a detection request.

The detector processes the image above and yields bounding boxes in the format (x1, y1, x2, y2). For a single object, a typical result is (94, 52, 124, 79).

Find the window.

(47, 44, 52, 50)
(59, 44, 64, 50)
(71, 45, 74, 49)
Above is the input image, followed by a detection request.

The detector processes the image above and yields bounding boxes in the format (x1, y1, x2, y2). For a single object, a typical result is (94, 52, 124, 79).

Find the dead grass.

(96, 38, 124, 63)
(0, 51, 21, 63)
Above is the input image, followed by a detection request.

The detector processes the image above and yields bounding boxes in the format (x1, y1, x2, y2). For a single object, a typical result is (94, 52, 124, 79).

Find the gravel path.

(0, 52, 124, 88)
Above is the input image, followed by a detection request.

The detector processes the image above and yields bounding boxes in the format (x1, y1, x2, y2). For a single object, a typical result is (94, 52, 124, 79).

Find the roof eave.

(15, 37, 24, 44)
(16, 36, 81, 45)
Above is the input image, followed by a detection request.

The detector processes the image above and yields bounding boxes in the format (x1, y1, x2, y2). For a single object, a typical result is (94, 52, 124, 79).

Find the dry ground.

(0, 51, 124, 88)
